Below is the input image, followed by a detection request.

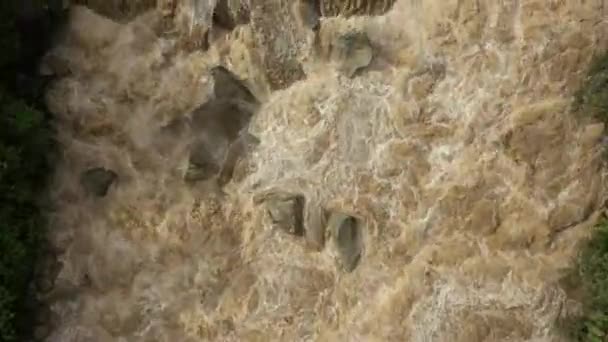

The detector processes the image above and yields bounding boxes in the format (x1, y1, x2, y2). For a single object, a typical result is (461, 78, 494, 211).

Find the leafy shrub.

(0, 1, 57, 341)
(565, 53, 608, 341)
(568, 221, 608, 341)
(574, 53, 608, 124)
(0, 88, 51, 341)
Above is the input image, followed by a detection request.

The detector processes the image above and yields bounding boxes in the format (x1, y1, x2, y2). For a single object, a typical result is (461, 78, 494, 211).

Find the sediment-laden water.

(37, 1, 608, 341)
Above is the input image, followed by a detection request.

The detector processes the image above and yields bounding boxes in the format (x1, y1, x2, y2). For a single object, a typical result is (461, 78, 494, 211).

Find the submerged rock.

(292, 0, 320, 31)
(80, 168, 117, 197)
(328, 212, 363, 272)
(213, 0, 251, 30)
(303, 201, 329, 250)
(268, 195, 306, 236)
(218, 132, 260, 186)
(210, 66, 259, 106)
(252, 190, 332, 252)
(191, 100, 254, 142)
(185, 140, 224, 182)
(190, 67, 258, 140)
(255, 191, 306, 236)
(185, 130, 260, 184)
(253, 190, 331, 249)
(186, 66, 260, 184)
(331, 32, 373, 77)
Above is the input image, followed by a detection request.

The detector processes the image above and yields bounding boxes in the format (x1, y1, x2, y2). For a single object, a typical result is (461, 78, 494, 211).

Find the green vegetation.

(566, 221, 608, 341)
(0, 88, 51, 342)
(566, 53, 608, 341)
(0, 1, 57, 341)
(574, 53, 608, 124)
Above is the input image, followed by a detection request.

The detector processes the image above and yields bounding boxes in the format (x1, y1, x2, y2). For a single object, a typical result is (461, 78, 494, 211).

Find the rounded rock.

(328, 212, 363, 272)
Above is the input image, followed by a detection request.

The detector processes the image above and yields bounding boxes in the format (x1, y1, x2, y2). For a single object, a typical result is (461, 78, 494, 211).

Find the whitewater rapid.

(39, 1, 608, 341)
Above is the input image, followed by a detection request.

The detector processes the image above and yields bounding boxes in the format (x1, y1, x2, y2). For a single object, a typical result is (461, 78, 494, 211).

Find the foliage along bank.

(0, 1, 64, 340)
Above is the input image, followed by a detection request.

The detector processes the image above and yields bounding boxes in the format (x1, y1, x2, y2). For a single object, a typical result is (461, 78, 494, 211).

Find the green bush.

(0, 89, 51, 341)
(566, 53, 608, 342)
(574, 53, 608, 124)
(567, 221, 608, 341)
(0, 1, 56, 341)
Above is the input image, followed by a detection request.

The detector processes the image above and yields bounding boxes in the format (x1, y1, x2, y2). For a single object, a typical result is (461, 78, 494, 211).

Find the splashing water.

(41, 1, 608, 341)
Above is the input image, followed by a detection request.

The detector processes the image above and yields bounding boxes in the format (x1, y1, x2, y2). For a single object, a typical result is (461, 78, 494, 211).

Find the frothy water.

(41, 1, 608, 341)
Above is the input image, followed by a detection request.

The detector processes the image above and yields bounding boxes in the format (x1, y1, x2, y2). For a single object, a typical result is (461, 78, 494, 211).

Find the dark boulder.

(210, 66, 258, 105)
(328, 212, 363, 272)
(185, 139, 224, 182)
(80, 167, 118, 197)
(185, 66, 260, 184)
(217, 132, 260, 185)
(213, 0, 251, 30)
(190, 100, 255, 142)
(254, 191, 306, 237)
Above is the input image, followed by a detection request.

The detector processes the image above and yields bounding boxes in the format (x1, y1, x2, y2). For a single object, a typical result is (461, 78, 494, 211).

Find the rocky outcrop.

(254, 189, 363, 271)
(249, 0, 307, 90)
(213, 0, 251, 30)
(261, 192, 307, 236)
(186, 66, 260, 184)
(208, 66, 259, 107)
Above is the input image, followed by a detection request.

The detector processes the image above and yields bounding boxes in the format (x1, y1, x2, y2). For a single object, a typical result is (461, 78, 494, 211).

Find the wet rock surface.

(80, 167, 117, 197)
(254, 190, 333, 249)
(185, 140, 224, 182)
(213, 0, 251, 31)
(303, 201, 328, 250)
(254, 191, 305, 235)
(328, 213, 363, 272)
(190, 101, 253, 144)
(186, 66, 259, 184)
(331, 32, 373, 77)
(218, 132, 260, 185)
(250, 0, 307, 90)
(267, 195, 306, 236)
(209, 66, 259, 106)
(292, 0, 320, 32)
